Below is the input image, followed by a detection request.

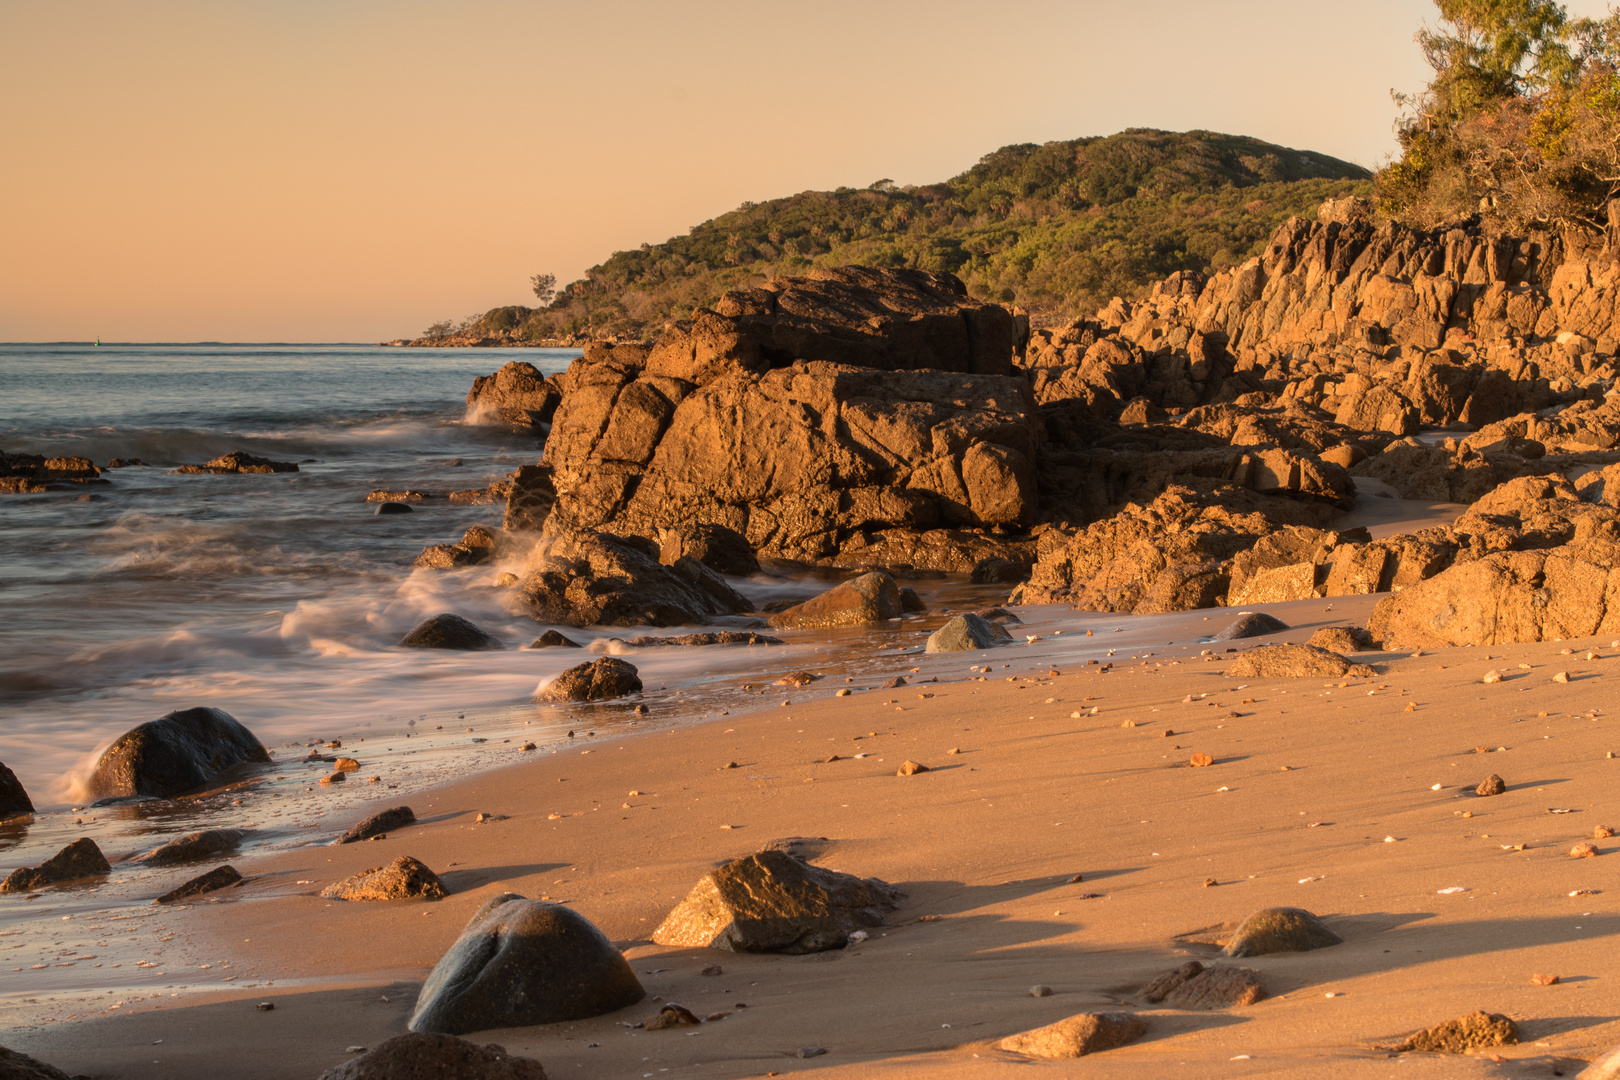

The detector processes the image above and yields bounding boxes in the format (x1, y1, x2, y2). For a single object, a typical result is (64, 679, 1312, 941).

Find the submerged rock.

(408, 894, 645, 1035)
(374, 501, 414, 515)
(86, 707, 270, 800)
(1, 838, 111, 893)
(536, 657, 642, 702)
(155, 865, 243, 904)
(315, 1032, 550, 1080)
(1223, 643, 1375, 679)
(652, 849, 904, 954)
(399, 613, 505, 650)
(1212, 612, 1289, 640)
(1223, 906, 1342, 957)
(137, 828, 247, 865)
(336, 805, 416, 845)
(0, 761, 34, 820)
(767, 572, 903, 630)
(997, 1012, 1147, 1058)
(925, 612, 1014, 653)
(321, 855, 447, 901)
(414, 526, 499, 570)
(529, 630, 582, 648)
(1394, 1011, 1519, 1053)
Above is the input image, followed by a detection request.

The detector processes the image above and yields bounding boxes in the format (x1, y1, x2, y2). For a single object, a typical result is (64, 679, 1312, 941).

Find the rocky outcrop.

(316, 1034, 550, 1080)
(0, 453, 103, 493)
(656, 522, 760, 576)
(535, 657, 642, 702)
(466, 361, 563, 430)
(174, 451, 298, 474)
(0, 762, 33, 820)
(0, 1046, 73, 1080)
(86, 708, 270, 801)
(409, 895, 645, 1034)
(1, 838, 110, 893)
(414, 526, 499, 570)
(516, 530, 750, 627)
(652, 849, 904, 954)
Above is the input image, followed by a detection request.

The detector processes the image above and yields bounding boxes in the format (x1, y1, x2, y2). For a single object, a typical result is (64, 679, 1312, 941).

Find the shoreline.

(9, 592, 1620, 1077)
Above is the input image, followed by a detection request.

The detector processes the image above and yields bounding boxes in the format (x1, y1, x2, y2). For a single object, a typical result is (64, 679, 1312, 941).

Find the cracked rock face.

(652, 849, 905, 954)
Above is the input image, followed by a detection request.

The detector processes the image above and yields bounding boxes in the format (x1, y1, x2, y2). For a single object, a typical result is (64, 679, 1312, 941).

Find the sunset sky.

(3, 0, 1613, 343)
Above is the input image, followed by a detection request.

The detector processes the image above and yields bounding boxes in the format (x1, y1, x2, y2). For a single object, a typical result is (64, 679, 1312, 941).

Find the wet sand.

(7, 592, 1620, 1078)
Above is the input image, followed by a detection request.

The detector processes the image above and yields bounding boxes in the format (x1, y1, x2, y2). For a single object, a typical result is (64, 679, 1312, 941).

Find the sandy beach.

(6, 589, 1618, 1078)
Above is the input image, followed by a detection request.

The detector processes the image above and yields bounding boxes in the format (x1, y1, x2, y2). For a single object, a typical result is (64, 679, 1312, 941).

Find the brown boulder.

(1393, 1011, 1518, 1053)
(1, 838, 110, 893)
(414, 526, 499, 570)
(316, 1033, 548, 1080)
(536, 657, 642, 702)
(1141, 961, 1267, 1009)
(767, 571, 903, 630)
(1222, 906, 1342, 957)
(1307, 625, 1377, 653)
(1224, 643, 1375, 679)
(321, 856, 448, 901)
(651, 849, 904, 954)
(399, 613, 504, 650)
(997, 1012, 1147, 1058)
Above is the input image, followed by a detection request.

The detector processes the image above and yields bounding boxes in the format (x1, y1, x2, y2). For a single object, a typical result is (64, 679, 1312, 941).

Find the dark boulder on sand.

(154, 864, 243, 904)
(408, 894, 645, 1035)
(1, 838, 111, 893)
(316, 1033, 549, 1080)
(0, 761, 34, 820)
(536, 657, 642, 703)
(137, 828, 247, 865)
(1223, 906, 1342, 957)
(925, 612, 1014, 653)
(86, 707, 270, 800)
(0, 1045, 73, 1080)
(399, 613, 505, 650)
(652, 849, 904, 954)
(1212, 612, 1288, 640)
(336, 805, 417, 845)
(1223, 643, 1375, 679)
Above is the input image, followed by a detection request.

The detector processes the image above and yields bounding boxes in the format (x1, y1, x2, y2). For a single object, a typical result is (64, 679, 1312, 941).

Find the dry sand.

(6, 594, 1620, 1078)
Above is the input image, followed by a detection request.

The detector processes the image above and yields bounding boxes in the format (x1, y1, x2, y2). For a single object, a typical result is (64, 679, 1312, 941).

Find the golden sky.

(1, 0, 1609, 342)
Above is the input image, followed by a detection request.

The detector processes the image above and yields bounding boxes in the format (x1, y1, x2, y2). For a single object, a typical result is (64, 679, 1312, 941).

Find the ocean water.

(0, 342, 591, 807)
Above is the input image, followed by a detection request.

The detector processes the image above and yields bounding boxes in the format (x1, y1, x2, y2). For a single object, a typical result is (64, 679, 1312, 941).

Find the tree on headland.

(1379, 0, 1620, 233)
(530, 273, 556, 307)
(423, 319, 454, 341)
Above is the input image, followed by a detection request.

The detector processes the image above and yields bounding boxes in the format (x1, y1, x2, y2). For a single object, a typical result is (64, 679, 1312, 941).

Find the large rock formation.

(86, 707, 270, 801)
(466, 361, 563, 430)
(409, 895, 645, 1035)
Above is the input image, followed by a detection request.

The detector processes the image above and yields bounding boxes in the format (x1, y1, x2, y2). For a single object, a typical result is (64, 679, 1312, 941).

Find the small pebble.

(1570, 842, 1599, 858)
(1029, 985, 1052, 997)
(256, 1002, 274, 1011)
(1532, 973, 1560, 986)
